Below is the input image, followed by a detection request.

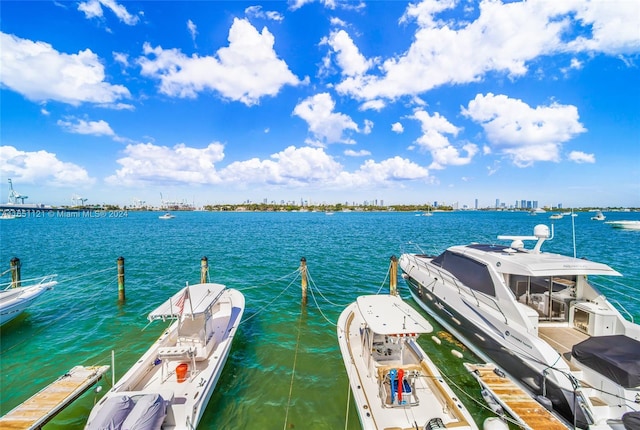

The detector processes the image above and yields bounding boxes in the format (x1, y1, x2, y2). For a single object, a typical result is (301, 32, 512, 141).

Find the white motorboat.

(336, 294, 482, 430)
(549, 214, 563, 220)
(85, 282, 244, 430)
(605, 220, 640, 231)
(0, 275, 57, 325)
(400, 225, 640, 429)
(591, 211, 606, 221)
(159, 212, 175, 219)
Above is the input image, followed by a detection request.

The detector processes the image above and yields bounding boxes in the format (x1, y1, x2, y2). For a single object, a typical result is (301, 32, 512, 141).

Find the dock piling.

(10, 257, 21, 288)
(300, 257, 308, 306)
(390, 255, 398, 296)
(117, 256, 125, 302)
(200, 256, 209, 284)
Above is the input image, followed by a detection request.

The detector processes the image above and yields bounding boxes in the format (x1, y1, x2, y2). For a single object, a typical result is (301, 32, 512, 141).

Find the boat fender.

(535, 395, 553, 411)
(431, 336, 441, 345)
(424, 417, 446, 429)
(451, 349, 463, 359)
(397, 368, 404, 404)
(389, 368, 398, 404)
(482, 417, 509, 430)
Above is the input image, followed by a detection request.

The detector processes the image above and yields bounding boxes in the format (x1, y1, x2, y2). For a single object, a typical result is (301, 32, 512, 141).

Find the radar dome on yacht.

(510, 240, 524, 249)
(533, 224, 550, 239)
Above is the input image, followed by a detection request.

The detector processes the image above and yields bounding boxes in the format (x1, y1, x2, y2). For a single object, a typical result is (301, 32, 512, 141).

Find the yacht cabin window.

(432, 251, 495, 297)
(508, 275, 576, 321)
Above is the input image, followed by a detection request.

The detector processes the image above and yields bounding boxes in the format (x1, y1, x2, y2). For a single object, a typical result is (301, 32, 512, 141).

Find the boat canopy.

(148, 283, 226, 321)
(356, 294, 433, 335)
(457, 245, 622, 278)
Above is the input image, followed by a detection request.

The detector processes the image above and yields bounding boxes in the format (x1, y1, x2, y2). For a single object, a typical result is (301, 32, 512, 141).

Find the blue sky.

(1, 0, 639, 209)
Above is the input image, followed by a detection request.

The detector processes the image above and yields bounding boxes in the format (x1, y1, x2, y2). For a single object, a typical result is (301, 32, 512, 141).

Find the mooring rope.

(343, 358, 352, 430)
(307, 279, 337, 326)
(375, 260, 392, 295)
(438, 370, 521, 427)
(283, 303, 304, 430)
(240, 270, 301, 324)
(54, 266, 117, 285)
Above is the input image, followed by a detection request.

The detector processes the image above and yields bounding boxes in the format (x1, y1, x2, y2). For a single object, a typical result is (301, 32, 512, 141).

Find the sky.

(1, 0, 639, 209)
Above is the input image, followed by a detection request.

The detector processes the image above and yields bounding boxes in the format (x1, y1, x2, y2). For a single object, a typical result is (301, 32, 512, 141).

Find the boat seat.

(177, 335, 213, 362)
(157, 345, 194, 360)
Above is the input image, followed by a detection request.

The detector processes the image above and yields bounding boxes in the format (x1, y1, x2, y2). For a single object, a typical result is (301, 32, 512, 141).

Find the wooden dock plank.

(465, 363, 568, 430)
(0, 365, 109, 430)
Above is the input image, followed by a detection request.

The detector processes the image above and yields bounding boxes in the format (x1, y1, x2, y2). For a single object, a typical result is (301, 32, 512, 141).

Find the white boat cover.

(86, 395, 133, 430)
(148, 283, 226, 321)
(356, 295, 433, 335)
(121, 393, 166, 430)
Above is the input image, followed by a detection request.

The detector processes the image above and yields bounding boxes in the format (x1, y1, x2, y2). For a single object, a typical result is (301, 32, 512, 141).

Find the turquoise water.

(1, 210, 639, 429)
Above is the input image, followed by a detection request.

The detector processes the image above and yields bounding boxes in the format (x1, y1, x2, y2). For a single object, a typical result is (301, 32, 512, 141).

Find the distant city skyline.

(1, 1, 638, 208)
(3, 177, 626, 212)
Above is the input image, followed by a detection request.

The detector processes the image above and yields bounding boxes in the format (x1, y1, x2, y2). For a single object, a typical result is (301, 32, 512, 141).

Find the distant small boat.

(0, 212, 16, 220)
(159, 212, 175, 219)
(605, 220, 640, 230)
(0, 275, 57, 326)
(549, 213, 563, 220)
(591, 210, 606, 221)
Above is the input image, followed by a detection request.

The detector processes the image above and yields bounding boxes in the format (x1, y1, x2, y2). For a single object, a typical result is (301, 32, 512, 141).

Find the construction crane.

(7, 179, 28, 204)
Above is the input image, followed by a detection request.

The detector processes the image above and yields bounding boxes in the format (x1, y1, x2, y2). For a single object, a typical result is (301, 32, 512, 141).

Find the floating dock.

(465, 363, 568, 430)
(0, 365, 109, 430)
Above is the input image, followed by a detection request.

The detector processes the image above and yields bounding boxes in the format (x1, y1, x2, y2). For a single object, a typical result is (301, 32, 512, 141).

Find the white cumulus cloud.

(0, 32, 130, 106)
(293, 93, 359, 146)
(0, 146, 95, 186)
(138, 18, 301, 105)
(463, 93, 586, 167)
(411, 110, 478, 169)
(568, 151, 595, 164)
(106, 142, 225, 186)
(57, 118, 115, 136)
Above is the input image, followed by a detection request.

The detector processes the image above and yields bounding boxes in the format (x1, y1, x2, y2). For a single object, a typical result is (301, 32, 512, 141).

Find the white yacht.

(399, 225, 640, 429)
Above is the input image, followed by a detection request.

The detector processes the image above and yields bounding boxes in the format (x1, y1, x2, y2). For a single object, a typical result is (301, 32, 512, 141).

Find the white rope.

(307, 280, 337, 326)
(283, 305, 304, 430)
(240, 271, 301, 324)
(375, 260, 392, 295)
(344, 360, 352, 430)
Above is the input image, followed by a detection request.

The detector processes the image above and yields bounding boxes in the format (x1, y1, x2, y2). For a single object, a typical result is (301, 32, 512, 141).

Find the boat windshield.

(508, 275, 576, 321)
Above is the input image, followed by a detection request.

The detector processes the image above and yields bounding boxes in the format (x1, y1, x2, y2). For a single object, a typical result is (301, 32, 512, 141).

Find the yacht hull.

(402, 274, 584, 428)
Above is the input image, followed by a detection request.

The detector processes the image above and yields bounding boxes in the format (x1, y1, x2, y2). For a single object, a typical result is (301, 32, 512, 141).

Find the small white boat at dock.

(159, 212, 175, 219)
(85, 282, 244, 430)
(0, 275, 57, 326)
(337, 294, 485, 430)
